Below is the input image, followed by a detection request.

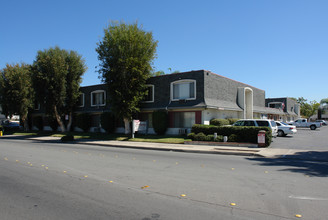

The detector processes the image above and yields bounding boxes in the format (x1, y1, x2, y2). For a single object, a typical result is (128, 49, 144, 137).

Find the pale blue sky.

(1, 0, 327, 102)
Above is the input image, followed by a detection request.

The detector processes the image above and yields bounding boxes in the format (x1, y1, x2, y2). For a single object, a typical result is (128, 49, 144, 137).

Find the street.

(1, 138, 328, 220)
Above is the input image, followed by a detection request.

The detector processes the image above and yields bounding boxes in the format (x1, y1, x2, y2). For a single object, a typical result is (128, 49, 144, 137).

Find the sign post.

(132, 120, 147, 138)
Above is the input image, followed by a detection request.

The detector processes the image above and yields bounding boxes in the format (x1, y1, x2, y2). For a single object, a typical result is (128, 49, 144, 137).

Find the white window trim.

(170, 79, 196, 101)
(91, 90, 106, 107)
(142, 84, 154, 103)
(78, 93, 85, 107)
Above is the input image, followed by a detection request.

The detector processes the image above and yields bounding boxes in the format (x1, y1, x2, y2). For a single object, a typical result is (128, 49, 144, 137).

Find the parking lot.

(271, 126, 328, 150)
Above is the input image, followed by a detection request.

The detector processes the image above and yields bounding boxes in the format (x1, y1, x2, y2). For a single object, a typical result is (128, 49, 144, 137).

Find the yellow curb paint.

(108, 181, 113, 183)
(41, 165, 45, 167)
(30, 164, 33, 166)
(63, 171, 67, 173)
(180, 194, 186, 197)
(265, 171, 269, 173)
(141, 185, 150, 189)
(27, 162, 30, 164)
(45, 167, 49, 170)
(231, 168, 235, 170)
(295, 214, 302, 218)
(230, 203, 236, 206)
(84, 175, 88, 178)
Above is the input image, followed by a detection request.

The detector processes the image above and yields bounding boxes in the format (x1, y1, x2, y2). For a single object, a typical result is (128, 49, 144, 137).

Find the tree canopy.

(96, 21, 158, 133)
(0, 63, 34, 129)
(296, 97, 320, 119)
(32, 46, 86, 132)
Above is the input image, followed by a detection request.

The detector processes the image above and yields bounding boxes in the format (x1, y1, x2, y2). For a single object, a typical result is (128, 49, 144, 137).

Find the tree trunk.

(54, 106, 66, 132)
(67, 112, 73, 132)
(123, 117, 131, 134)
(22, 116, 29, 131)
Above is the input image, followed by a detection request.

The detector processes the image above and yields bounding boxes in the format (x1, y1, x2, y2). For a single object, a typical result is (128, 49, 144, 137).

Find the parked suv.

(233, 119, 278, 137)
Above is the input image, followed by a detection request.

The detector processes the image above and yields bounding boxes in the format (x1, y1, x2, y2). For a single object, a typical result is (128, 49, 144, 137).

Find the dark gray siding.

(140, 70, 206, 110)
(204, 71, 265, 109)
(265, 97, 297, 114)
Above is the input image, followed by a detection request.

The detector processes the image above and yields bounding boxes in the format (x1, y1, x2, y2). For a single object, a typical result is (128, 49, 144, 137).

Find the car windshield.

(270, 121, 277, 127)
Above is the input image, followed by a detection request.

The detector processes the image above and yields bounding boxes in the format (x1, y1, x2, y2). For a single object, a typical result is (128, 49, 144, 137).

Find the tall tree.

(32, 46, 86, 132)
(96, 21, 158, 134)
(296, 97, 320, 119)
(0, 63, 34, 130)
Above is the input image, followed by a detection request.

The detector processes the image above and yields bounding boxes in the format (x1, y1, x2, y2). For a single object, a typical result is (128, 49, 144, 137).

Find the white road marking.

(289, 195, 328, 201)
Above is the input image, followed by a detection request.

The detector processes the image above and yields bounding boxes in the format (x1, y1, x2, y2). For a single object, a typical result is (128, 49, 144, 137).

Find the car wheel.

(310, 125, 316, 130)
(278, 130, 284, 137)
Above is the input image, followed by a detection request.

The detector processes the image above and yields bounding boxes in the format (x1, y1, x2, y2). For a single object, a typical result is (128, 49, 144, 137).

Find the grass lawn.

(11, 131, 191, 144)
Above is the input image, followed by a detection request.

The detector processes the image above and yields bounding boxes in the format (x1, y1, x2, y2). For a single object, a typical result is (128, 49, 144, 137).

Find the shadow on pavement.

(248, 151, 328, 177)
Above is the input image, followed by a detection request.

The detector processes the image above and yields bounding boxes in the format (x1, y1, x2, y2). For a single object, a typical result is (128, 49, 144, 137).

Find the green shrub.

(227, 118, 239, 125)
(187, 132, 196, 140)
(76, 113, 92, 132)
(210, 119, 229, 126)
(188, 132, 224, 142)
(228, 134, 238, 142)
(191, 124, 272, 146)
(152, 110, 168, 135)
(33, 116, 43, 131)
(61, 135, 74, 142)
(100, 112, 116, 133)
(194, 132, 206, 141)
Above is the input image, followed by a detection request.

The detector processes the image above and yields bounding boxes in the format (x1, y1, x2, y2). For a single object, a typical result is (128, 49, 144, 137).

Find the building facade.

(30, 70, 297, 134)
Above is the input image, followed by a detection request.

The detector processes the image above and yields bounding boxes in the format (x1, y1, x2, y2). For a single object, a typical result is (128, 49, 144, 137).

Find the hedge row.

(190, 124, 272, 147)
(210, 118, 239, 126)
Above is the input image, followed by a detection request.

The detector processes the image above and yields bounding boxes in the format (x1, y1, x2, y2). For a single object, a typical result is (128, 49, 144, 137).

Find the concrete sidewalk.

(22, 136, 328, 161)
(3, 135, 327, 161)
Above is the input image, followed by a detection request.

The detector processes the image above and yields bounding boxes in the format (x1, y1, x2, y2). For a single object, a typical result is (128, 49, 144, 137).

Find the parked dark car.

(1, 120, 22, 132)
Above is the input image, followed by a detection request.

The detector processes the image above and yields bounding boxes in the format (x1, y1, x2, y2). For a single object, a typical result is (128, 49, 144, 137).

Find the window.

(77, 93, 85, 107)
(142, 85, 154, 103)
(171, 80, 196, 101)
(244, 121, 255, 126)
(256, 121, 269, 126)
(173, 112, 195, 128)
(91, 90, 106, 107)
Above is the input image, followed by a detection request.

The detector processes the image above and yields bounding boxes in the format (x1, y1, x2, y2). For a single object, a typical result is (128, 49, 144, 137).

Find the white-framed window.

(170, 80, 196, 101)
(91, 90, 106, 107)
(142, 85, 154, 103)
(77, 93, 85, 107)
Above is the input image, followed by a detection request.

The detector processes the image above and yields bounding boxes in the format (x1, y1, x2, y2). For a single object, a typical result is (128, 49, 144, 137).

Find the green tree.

(32, 46, 86, 132)
(296, 97, 320, 119)
(0, 63, 34, 130)
(96, 21, 158, 134)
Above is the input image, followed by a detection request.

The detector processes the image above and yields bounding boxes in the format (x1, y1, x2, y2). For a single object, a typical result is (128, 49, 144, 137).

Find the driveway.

(270, 126, 328, 150)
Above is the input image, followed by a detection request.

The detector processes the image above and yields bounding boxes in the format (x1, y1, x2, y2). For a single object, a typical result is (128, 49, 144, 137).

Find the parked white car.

(233, 119, 278, 137)
(275, 121, 297, 137)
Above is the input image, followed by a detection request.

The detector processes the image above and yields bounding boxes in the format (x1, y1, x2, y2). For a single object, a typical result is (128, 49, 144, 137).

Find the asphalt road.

(271, 126, 328, 150)
(1, 139, 328, 220)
